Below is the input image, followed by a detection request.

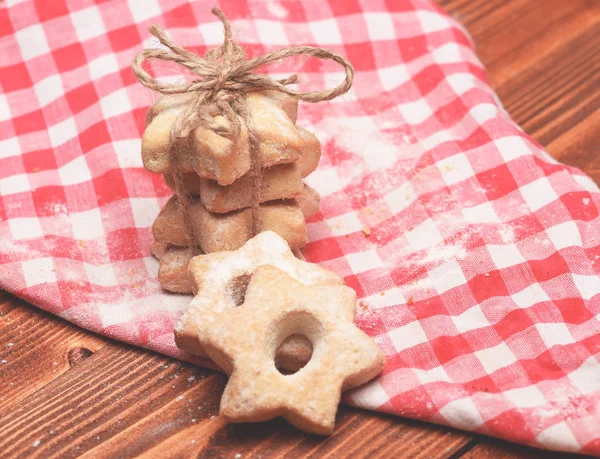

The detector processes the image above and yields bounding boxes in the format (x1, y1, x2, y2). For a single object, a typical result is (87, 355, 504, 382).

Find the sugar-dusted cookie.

(174, 231, 343, 370)
(149, 233, 311, 297)
(191, 265, 385, 434)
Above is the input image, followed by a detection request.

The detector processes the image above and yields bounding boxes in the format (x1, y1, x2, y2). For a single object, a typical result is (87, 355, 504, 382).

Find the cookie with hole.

(189, 264, 385, 435)
(174, 231, 344, 372)
(150, 231, 311, 296)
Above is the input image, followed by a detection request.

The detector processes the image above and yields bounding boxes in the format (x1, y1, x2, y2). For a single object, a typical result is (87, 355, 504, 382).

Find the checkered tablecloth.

(1, 0, 599, 454)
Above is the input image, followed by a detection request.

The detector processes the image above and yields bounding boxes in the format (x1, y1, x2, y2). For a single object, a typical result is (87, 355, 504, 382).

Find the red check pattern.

(1, 0, 599, 454)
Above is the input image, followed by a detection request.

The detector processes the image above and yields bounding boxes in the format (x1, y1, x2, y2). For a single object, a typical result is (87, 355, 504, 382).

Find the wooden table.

(1, 1, 598, 457)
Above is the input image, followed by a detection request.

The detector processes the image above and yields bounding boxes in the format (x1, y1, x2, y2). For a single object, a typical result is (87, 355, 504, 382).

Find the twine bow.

(132, 7, 354, 253)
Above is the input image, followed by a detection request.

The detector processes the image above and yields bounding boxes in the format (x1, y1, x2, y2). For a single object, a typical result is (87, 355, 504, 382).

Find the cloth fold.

(0, 0, 598, 455)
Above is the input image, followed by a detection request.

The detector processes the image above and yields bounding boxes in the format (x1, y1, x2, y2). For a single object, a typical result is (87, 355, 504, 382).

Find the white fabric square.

(437, 153, 475, 186)
(307, 166, 350, 196)
(487, 244, 525, 269)
(378, 64, 410, 91)
(572, 274, 600, 301)
(520, 178, 558, 212)
(0, 136, 21, 160)
(128, 0, 161, 22)
(384, 181, 417, 214)
(535, 323, 575, 348)
(22, 258, 56, 287)
(129, 197, 161, 228)
(71, 6, 105, 41)
(461, 201, 500, 224)
(495, 136, 530, 162)
(49, 117, 77, 148)
(452, 305, 489, 333)
(574, 174, 600, 193)
(0, 94, 11, 122)
(88, 54, 119, 80)
(70, 208, 104, 240)
(536, 421, 580, 453)
(308, 19, 343, 44)
(416, 10, 451, 33)
(100, 88, 133, 119)
(364, 12, 395, 41)
(389, 320, 429, 352)
(364, 287, 406, 309)
(405, 219, 443, 252)
(432, 43, 462, 64)
(84, 263, 118, 287)
(8, 217, 43, 240)
(512, 283, 550, 309)
(421, 129, 453, 150)
(475, 342, 517, 374)
(98, 303, 134, 328)
(429, 259, 467, 294)
(470, 103, 497, 124)
(255, 20, 288, 45)
(439, 397, 485, 430)
(34, 75, 64, 107)
(414, 365, 451, 384)
(446, 73, 476, 96)
(398, 98, 433, 124)
(113, 139, 143, 168)
(15, 24, 50, 59)
(349, 380, 389, 409)
(568, 356, 600, 395)
(198, 21, 226, 46)
(327, 211, 362, 236)
(504, 386, 546, 408)
(545, 221, 582, 250)
(59, 155, 92, 186)
(0, 174, 29, 196)
(345, 250, 382, 274)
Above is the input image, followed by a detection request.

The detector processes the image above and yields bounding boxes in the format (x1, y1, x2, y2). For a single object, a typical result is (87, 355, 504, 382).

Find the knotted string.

(132, 7, 354, 253)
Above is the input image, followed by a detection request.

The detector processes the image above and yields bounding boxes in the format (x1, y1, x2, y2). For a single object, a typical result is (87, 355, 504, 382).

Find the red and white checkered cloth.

(1, 0, 599, 454)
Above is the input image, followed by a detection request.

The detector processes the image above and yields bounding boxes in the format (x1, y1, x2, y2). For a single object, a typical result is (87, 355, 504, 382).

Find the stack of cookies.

(142, 90, 323, 293)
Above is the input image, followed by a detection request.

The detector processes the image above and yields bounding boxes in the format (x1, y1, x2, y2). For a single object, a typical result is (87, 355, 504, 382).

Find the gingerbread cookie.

(189, 265, 385, 434)
(174, 231, 343, 370)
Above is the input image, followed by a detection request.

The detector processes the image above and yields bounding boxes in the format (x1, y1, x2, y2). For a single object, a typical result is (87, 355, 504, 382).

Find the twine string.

(132, 7, 354, 252)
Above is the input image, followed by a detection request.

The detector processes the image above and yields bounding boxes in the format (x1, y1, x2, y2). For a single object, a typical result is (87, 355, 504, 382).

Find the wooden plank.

(496, 26, 600, 143)
(0, 292, 107, 413)
(462, 436, 587, 459)
(0, 324, 472, 458)
(0, 339, 216, 458)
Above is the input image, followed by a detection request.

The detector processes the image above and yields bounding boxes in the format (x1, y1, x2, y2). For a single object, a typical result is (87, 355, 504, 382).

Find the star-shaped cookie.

(174, 231, 343, 370)
(196, 265, 385, 435)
